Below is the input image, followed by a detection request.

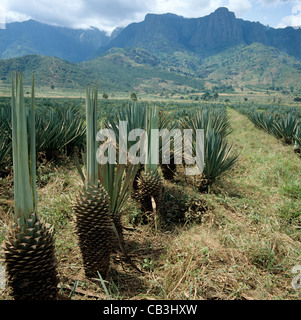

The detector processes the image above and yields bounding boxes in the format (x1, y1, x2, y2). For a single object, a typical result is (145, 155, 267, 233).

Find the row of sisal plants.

(0, 99, 230, 176)
(167, 106, 239, 191)
(237, 104, 301, 154)
(1, 74, 239, 299)
(0, 99, 86, 174)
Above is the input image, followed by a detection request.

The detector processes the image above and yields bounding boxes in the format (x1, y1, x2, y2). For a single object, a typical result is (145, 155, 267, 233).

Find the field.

(0, 94, 301, 301)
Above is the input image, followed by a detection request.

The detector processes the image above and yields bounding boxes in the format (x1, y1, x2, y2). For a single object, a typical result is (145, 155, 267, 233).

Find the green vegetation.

(2, 73, 59, 300)
(0, 100, 86, 165)
(73, 85, 114, 279)
(200, 43, 301, 92)
(1, 90, 301, 300)
(0, 52, 205, 96)
(0, 130, 10, 174)
(2, 8, 301, 300)
(2, 42, 301, 99)
(0, 55, 96, 90)
(233, 103, 301, 154)
(130, 92, 138, 101)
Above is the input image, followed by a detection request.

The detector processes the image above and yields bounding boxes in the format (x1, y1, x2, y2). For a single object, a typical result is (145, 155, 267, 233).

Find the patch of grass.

(1, 106, 301, 300)
(249, 239, 285, 272)
(281, 181, 301, 200)
(276, 199, 301, 240)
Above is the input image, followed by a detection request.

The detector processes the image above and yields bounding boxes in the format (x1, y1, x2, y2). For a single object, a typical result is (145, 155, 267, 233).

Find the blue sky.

(1, 0, 301, 33)
(238, 0, 299, 28)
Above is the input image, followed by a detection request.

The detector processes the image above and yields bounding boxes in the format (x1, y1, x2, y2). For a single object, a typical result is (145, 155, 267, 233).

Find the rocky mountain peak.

(212, 7, 235, 18)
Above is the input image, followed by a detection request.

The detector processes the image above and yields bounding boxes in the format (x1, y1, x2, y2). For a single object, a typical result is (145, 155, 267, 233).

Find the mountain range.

(100, 8, 301, 61)
(1, 7, 301, 94)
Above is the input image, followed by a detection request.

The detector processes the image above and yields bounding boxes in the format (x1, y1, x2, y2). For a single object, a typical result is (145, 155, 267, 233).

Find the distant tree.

(50, 84, 55, 90)
(130, 92, 138, 101)
(293, 97, 301, 102)
(103, 92, 109, 99)
(201, 91, 211, 101)
(213, 92, 219, 100)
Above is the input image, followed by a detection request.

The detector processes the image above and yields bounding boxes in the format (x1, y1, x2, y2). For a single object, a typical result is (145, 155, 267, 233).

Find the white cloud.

(0, 0, 280, 33)
(4, 0, 153, 32)
(227, 0, 252, 13)
(278, 4, 301, 27)
(0, 0, 7, 29)
(259, 0, 294, 5)
(276, 1, 301, 27)
(151, 0, 251, 18)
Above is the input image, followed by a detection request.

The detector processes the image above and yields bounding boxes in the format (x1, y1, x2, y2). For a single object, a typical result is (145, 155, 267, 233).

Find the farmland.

(2, 4, 301, 303)
(0, 88, 301, 301)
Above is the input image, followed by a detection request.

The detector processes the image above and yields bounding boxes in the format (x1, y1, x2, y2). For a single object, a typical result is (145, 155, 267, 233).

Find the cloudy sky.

(1, 0, 301, 34)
